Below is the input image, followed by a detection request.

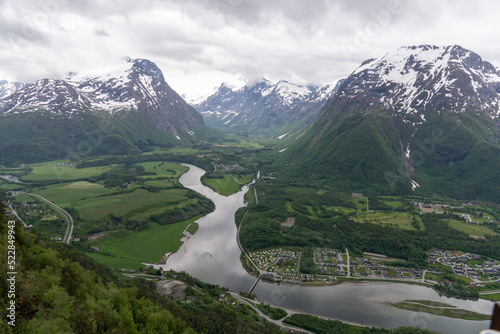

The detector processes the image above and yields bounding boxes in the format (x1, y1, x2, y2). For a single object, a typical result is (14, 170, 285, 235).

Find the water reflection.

(165, 164, 492, 334)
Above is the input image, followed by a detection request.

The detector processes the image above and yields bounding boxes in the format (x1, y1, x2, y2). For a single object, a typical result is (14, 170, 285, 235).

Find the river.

(0, 175, 22, 183)
(165, 164, 493, 334)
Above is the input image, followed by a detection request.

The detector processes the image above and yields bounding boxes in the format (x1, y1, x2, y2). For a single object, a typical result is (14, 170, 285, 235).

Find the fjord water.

(166, 164, 492, 334)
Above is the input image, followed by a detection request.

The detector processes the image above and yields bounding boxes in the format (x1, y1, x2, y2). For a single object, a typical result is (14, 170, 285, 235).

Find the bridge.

(248, 274, 262, 294)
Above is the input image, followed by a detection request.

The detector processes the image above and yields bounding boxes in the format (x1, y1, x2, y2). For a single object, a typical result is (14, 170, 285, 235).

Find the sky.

(1, 0, 500, 101)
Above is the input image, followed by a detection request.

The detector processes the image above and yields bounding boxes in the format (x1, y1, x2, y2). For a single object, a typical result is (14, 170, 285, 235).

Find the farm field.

(137, 161, 188, 179)
(74, 188, 190, 220)
(32, 181, 114, 207)
(87, 217, 199, 263)
(353, 211, 422, 231)
(202, 174, 242, 196)
(446, 219, 497, 236)
(22, 164, 112, 181)
(86, 252, 145, 270)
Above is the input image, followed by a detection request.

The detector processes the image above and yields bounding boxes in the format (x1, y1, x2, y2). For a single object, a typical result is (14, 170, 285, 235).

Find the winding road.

(15, 192, 74, 244)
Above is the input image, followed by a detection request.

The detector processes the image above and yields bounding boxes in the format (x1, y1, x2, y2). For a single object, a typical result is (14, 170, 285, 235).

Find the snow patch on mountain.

(346, 45, 500, 119)
(0, 80, 26, 99)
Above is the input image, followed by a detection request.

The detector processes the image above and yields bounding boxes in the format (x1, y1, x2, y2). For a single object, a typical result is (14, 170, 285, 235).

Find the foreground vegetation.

(0, 204, 284, 334)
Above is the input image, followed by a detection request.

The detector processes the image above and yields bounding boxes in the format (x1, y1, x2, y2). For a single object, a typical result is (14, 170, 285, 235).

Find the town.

(247, 246, 500, 288)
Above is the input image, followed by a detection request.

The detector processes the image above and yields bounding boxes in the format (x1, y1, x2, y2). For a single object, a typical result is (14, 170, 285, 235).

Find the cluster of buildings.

(314, 248, 346, 276)
(428, 248, 500, 282)
(350, 258, 423, 280)
(249, 248, 301, 272)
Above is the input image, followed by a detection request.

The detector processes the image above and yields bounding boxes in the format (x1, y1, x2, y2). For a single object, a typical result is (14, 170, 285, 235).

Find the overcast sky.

(1, 0, 500, 100)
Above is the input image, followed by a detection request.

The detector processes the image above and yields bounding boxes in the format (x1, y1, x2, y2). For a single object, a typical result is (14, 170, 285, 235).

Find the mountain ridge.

(195, 78, 344, 136)
(0, 58, 209, 165)
(281, 44, 500, 201)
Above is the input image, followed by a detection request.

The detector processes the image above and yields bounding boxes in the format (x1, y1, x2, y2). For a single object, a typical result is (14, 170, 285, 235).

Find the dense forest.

(239, 181, 500, 268)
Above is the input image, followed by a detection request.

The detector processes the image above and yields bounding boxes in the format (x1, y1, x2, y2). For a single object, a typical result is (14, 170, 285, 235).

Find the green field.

(32, 181, 114, 207)
(447, 219, 497, 236)
(143, 179, 174, 188)
(482, 293, 500, 301)
(74, 188, 190, 220)
(202, 175, 241, 196)
(22, 164, 112, 181)
(0, 183, 24, 190)
(87, 217, 199, 263)
(186, 222, 199, 235)
(137, 161, 188, 179)
(86, 252, 145, 270)
(354, 211, 421, 231)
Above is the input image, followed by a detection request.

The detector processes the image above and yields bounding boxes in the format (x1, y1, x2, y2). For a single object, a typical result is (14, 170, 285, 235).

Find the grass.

(446, 219, 497, 236)
(406, 300, 456, 308)
(22, 164, 112, 181)
(0, 183, 24, 190)
(482, 293, 500, 301)
(32, 181, 113, 207)
(202, 175, 241, 196)
(186, 222, 199, 235)
(87, 217, 200, 263)
(391, 301, 490, 320)
(233, 174, 254, 184)
(74, 188, 189, 220)
(256, 303, 287, 320)
(86, 252, 145, 270)
(354, 211, 418, 231)
(137, 161, 188, 179)
(143, 179, 174, 188)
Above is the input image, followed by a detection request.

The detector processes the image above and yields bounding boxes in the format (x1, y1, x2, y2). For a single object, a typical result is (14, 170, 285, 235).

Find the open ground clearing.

(202, 174, 242, 196)
(87, 217, 199, 263)
(74, 188, 190, 220)
(22, 164, 113, 181)
(32, 181, 114, 207)
(446, 219, 497, 236)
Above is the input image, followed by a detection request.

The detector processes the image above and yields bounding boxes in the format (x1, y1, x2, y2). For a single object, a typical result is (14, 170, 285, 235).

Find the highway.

(19, 193, 75, 244)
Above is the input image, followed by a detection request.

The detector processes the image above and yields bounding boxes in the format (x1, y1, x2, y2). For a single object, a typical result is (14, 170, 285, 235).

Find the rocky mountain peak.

(0, 80, 26, 99)
(339, 44, 500, 123)
(128, 58, 166, 82)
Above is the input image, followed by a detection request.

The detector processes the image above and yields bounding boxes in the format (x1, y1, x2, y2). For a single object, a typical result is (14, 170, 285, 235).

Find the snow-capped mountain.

(283, 45, 500, 201)
(334, 45, 500, 127)
(0, 80, 26, 99)
(0, 58, 204, 136)
(195, 78, 342, 133)
(0, 58, 208, 164)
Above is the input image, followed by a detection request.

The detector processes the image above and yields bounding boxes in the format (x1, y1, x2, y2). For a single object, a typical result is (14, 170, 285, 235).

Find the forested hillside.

(0, 202, 282, 334)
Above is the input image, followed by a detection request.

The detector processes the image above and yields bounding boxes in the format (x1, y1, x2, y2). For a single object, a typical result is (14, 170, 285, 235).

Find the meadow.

(87, 217, 199, 263)
(22, 164, 113, 181)
(137, 161, 188, 178)
(32, 181, 114, 207)
(74, 188, 190, 220)
(353, 211, 423, 231)
(446, 219, 497, 236)
(85, 252, 145, 270)
(202, 174, 242, 196)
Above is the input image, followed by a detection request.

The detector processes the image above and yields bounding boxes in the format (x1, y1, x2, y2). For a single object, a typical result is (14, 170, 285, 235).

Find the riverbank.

(162, 164, 493, 334)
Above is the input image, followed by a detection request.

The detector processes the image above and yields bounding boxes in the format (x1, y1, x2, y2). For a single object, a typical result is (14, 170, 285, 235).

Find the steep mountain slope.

(0, 80, 26, 99)
(282, 45, 500, 201)
(194, 79, 343, 136)
(0, 58, 208, 165)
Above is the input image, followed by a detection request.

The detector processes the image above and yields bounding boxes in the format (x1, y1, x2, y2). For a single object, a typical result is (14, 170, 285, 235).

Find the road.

(229, 292, 314, 333)
(346, 247, 351, 277)
(23, 193, 75, 244)
(8, 203, 28, 228)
